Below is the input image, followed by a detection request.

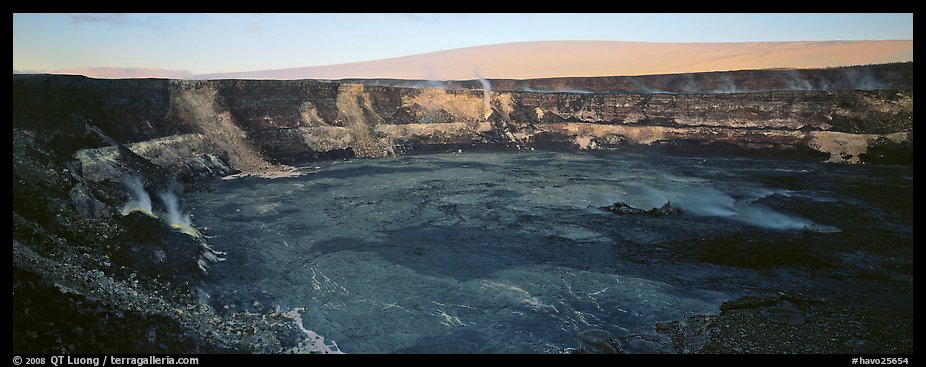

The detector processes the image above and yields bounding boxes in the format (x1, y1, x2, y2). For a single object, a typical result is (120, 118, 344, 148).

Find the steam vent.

(13, 62, 913, 353)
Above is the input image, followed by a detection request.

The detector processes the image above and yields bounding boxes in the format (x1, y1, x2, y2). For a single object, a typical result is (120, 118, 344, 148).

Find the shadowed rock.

(576, 329, 620, 354)
(113, 211, 224, 282)
(616, 331, 676, 354)
(602, 201, 682, 217)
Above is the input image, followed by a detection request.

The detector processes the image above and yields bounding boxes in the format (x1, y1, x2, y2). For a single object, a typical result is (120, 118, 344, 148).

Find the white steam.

(730, 203, 812, 230)
(424, 65, 447, 89)
(158, 191, 200, 237)
(613, 181, 814, 231)
(682, 74, 699, 93)
(713, 75, 741, 93)
(158, 191, 191, 227)
(786, 70, 813, 91)
(628, 77, 674, 94)
(118, 177, 202, 237)
(475, 69, 492, 120)
(121, 177, 208, 242)
(842, 68, 885, 90)
(120, 176, 154, 216)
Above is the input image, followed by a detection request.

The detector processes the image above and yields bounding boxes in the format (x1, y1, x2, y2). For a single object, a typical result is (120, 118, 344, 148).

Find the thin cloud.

(69, 13, 164, 28)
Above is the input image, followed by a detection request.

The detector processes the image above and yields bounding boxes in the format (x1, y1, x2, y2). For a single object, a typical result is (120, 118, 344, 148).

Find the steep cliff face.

(14, 72, 912, 185)
(234, 82, 914, 164)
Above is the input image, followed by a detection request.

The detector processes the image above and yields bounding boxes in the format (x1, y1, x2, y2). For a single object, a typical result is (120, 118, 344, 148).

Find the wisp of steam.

(158, 191, 200, 237)
(424, 65, 447, 89)
(786, 70, 813, 91)
(842, 68, 885, 91)
(714, 75, 740, 94)
(120, 176, 154, 216)
(613, 181, 817, 231)
(475, 69, 492, 120)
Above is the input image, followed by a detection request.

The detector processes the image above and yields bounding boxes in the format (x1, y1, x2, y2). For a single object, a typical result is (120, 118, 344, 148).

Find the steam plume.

(475, 69, 492, 119)
(614, 182, 816, 231)
(158, 191, 200, 237)
(424, 65, 447, 89)
(786, 70, 812, 91)
(120, 177, 154, 216)
(715, 75, 739, 93)
(843, 68, 884, 90)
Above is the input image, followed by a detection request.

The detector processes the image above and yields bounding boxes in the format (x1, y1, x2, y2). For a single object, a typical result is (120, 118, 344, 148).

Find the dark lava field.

(188, 149, 912, 353)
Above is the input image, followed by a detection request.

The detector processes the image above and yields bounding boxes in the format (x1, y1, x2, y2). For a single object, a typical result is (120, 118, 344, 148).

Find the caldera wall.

(13, 73, 914, 188)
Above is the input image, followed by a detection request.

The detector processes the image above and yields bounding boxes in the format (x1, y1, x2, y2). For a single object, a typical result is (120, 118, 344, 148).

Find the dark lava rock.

(12, 265, 217, 353)
(112, 211, 213, 282)
(652, 202, 683, 216)
(657, 293, 912, 354)
(616, 330, 676, 354)
(174, 153, 238, 189)
(603, 202, 645, 215)
(719, 295, 781, 312)
(671, 316, 718, 353)
(761, 301, 806, 325)
(844, 338, 891, 354)
(69, 182, 112, 220)
(576, 329, 620, 354)
(655, 321, 671, 331)
(602, 201, 682, 217)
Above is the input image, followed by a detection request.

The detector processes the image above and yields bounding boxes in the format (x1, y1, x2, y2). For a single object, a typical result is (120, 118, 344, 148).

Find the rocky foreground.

(575, 293, 912, 354)
(12, 65, 913, 353)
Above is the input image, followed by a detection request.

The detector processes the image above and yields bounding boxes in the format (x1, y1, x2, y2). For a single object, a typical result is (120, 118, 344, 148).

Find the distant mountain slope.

(49, 67, 192, 79)
(189, 40, 913, 80)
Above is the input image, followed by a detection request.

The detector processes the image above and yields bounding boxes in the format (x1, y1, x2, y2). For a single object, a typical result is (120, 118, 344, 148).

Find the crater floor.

(187, 149, 912, 353)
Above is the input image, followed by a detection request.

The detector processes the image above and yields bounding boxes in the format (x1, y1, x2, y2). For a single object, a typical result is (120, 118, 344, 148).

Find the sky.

(12, 13, 914, 75)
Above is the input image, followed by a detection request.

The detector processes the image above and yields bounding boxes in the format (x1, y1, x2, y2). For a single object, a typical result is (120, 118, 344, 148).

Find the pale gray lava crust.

(188, 150, 912, 353)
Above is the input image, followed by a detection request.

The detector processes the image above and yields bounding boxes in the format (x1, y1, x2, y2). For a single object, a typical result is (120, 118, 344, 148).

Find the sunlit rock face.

(13, 63, 913, 185)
